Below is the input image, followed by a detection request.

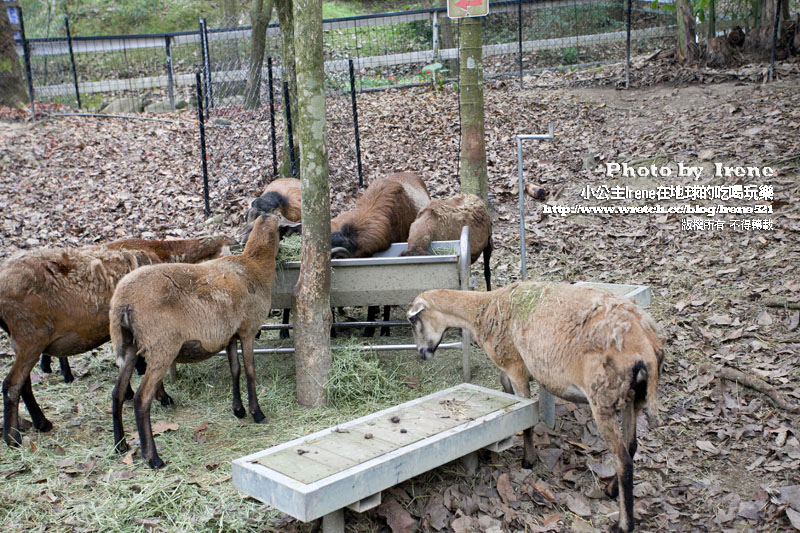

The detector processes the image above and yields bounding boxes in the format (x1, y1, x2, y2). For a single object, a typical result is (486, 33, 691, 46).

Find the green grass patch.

(323, 1, 366, 19)
(276, 234, 303, 264)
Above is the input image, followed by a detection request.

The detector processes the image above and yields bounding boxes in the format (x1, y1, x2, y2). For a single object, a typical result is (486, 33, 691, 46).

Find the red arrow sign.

(455, 0, 483, 10)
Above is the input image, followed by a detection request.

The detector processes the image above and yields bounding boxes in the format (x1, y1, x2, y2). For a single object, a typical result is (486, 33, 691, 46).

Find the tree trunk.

(458, 17, 488, 207)
(244, 0, 274, 109)
(707, 0, 716, 40)
(0, 9, 28, 108)
(277, 0, 300, 178)
(292, 0, 332, 408)
(745, 0, 781, 56)
(222, 0, 240, 23)
(437, 0, 458, 76)
(675, 0, 699, 63)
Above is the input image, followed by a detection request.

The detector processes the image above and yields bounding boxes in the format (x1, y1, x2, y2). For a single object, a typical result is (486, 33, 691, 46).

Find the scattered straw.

(276, 235, 303, 264)
(509, 283, 548, 319)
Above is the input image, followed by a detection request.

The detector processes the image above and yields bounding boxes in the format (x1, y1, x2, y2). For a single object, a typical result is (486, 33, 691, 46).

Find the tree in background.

(277, 0, 300, 178)
(745, 0, 784, 56)
(291, 0, 332, 407)
(458, 16, 488, 207)
(244, 0, 273, 109)
(0, 10, 28, 108)
(675, 0, 699, 63)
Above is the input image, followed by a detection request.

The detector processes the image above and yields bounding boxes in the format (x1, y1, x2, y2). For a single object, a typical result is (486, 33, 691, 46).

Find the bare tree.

(458, 17, 488, 206)
(675, 0, 699, 63)
(0, 9, 28, 108)
(292, 0, 332, 407)
(244, 0, 274, 109)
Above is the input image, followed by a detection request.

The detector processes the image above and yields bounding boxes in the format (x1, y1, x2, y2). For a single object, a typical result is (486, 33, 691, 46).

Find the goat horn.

(331, 247, 351, 259)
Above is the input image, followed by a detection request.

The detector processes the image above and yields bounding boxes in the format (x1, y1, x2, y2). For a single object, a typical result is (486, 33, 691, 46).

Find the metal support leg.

(539, 389, 555, 428)
(461, 451, 479, 476)
(322, 509, 345, 533)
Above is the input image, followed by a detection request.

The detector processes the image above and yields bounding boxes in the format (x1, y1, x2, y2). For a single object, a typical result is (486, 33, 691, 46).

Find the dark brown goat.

(239, 178, 302, 245)
(0, 236, 234, 446)
(400, 193, 493, 290)
(110, 216, 283, 468)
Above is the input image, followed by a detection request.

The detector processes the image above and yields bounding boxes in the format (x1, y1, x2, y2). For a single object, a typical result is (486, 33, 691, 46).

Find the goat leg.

(40, 355, 53, 374)
(111, 344, 138, 454)
(134, 362, 169, 469)
(504, 363, 536, 469)
(379, 305, 391, 336)
(57, 357, 74, 384)
(364, 306, 379, 337)
(154, 381, 174, 407)
(591, 401, 635, 533)
(280, 309, 291, 339)
(21, 375, 51, 432)
(240, 335, 266, 423)
(3, 346, 45, 446)
(225, 339, 246, 418)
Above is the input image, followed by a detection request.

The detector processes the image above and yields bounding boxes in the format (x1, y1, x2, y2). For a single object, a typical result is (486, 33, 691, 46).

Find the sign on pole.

(447, 0, 489, 18)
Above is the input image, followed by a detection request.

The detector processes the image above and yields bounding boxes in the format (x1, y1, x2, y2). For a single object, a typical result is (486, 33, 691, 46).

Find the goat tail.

(630, 359, 661, 427)
(111, 304, 136, 368)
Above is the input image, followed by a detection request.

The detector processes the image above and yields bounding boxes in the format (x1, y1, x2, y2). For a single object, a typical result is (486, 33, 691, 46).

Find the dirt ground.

(1, 60, 799, 532)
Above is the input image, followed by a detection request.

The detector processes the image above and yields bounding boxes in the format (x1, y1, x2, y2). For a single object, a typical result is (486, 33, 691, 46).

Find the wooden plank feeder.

(232, 383, 539, 532)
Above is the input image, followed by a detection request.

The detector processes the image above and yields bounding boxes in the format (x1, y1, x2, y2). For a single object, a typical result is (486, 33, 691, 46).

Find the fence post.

(768, 0, 782, 82)
(625, 0, 631, 89)
(282, 80, 297, 178)
(195, 72, 211, 217)
(517, 0, 523, 88)
(267, 56, 278, 177)
(165, 35, 175, 110)
(64, 16, 81, 109)
(199, 18, 213, 116)
(349, 58, 364, 188)
(16, 7, 35, 119)
(432, 11, 439, 59)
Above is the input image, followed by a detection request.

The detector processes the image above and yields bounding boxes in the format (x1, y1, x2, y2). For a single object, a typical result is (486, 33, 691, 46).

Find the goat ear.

(278, 220, 302, 238)
(407, 300, 427, 320)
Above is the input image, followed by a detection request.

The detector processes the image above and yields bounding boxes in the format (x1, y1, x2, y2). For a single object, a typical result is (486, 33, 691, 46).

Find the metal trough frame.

(253, 226, 474, 380)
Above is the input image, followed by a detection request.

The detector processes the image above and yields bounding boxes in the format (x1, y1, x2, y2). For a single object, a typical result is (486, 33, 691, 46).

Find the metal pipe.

(165, 36, 175, 110)
(349, 59, 364, 188)
(459, 225, 472, 382)
(625, 0, 631, 89)
(195, 72, 211, 217)
(64, 16, 81, 109)
(260, 320, 410, 330)
(517, 124, 554, 281)
(238, 341, 463, 356)
(517, 0, 523, 88)
(283, 81, 297, 177)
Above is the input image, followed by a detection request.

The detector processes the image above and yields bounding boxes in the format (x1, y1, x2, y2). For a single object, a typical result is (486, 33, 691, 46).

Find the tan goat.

(109, 215, 284, 469)
(400, 193, 493, 289)
(407, 282, 663, 532)
(0, 236, 234, 446)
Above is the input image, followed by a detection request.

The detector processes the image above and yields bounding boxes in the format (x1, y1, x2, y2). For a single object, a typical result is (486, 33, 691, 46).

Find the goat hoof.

(160, 394, 175, 408)
(609, 523, 633, 533)
(62, 372, 74, 384)
(233, 407, 246, 419)
(363, 328, 376, 337)
(252, 410, 267, 424)
(148, 457, 165, 469)
(279, 330, 290, 340)
(115, 440, 130, 454)
(521, 459, 535, 470)
(34, 419, 53, 433)
(41, 362, 52, 374)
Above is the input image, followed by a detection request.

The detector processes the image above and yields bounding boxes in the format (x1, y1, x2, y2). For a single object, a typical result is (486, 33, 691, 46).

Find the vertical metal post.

(768, 0, 782, 82)
(348, 59, 364, 188)
(625, 0, 631, 89)
(459, 226, 472, 382)
(518, 0, 523, 88)
(17, 7, 35, 119)
(199, 18, 213, 116)
(516, 127, 556, 428)
(283, 80, 297, 178)
(432, 11, 439, 59)
(165, 35, 175, 110)
(267, 56, 278, 177)
(195, 72, 211, 217)
(64, 16, 81, 109)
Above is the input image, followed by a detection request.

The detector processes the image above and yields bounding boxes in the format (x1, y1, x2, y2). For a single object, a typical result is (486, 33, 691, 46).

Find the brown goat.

(0, 235, 234, 446)
(400, 193, 493, 290)
(329, 172, 430, 258)
(239, 178, 302, 245)
(110, 215, 284, 469)
(408, 282, 663, 532)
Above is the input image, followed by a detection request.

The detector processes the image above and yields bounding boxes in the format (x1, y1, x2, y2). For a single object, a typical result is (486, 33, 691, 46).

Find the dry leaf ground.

(0, 59, 799, 532)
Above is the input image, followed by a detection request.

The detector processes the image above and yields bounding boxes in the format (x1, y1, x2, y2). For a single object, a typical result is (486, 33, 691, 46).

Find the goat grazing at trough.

(238, 178, 302, 339)
(239, 178, 302, 245)
(110, 215, 285, 469)
(0, 235, 234, 446)
(407, 282, 663, 532)
(400, 193, 493, 290)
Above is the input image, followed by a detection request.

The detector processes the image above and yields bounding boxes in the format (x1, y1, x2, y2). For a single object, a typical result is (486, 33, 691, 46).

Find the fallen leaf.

(376, 496, 416, 533)
(151, 420, 179, 435)
(696, 440, 719, 454)
(565, 493, 592, 517)
(787, 507, 800, 529)
(587, 460, 616, 478)
(496, 473, 516, 503)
